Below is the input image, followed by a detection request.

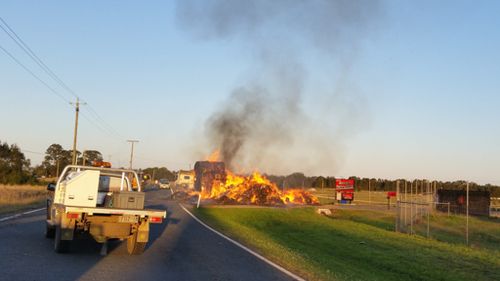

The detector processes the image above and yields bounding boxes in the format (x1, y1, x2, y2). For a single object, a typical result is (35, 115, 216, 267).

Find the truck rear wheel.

(127, 231, 146, 255)
(45, 222, 55, 239)
(54, 226, 71, 253)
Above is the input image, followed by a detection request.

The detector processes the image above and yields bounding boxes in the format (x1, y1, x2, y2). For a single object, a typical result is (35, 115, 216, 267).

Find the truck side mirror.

(47, 183, 56, 191)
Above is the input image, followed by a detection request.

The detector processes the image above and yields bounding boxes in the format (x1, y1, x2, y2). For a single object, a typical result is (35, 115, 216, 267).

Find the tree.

(143, 167, 176, 181)
(0, 140, 32, 184)
(40, 144, 73, 177)
(79, 150, 103, 165)
(312, 176, 327, 189)
(284, 172, 307, 188)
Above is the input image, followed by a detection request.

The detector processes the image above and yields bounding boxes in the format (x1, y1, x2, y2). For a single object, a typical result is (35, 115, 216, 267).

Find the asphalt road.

(0, 189, 294, 281)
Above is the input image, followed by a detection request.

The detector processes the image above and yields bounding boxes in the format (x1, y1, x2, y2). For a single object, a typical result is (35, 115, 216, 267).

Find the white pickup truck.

(45, 165, 166, 255)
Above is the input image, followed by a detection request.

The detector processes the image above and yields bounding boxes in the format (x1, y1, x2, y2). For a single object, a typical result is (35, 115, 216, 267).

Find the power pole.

(56, 159, 60, 178)
(70, 97, 85, 165)
(127, 140, 139, 169)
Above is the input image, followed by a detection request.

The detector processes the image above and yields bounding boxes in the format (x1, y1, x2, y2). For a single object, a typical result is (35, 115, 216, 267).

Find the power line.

(0, 16, 126, 141)
(0, 16, 78, 99)
(134, 156, 192, 168)
(80, 111, 124, 141)
(0, 43, 70, 104)
(84, 103, 125, 139)
(21, 149, 44, 155)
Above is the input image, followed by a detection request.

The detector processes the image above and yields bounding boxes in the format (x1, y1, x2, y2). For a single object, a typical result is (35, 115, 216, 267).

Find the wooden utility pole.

(127, 140, 139, 169)
(56, 159, 60, 178)
(70, 98, 85, 165)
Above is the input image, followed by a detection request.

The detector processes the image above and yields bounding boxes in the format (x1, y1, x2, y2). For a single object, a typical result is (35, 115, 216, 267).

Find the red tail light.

(149, 217, 162, 223)
(66, 213, 79, 219)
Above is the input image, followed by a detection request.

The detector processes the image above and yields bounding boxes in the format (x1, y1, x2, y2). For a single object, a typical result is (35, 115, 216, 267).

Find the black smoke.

(177, 0, 382, 173)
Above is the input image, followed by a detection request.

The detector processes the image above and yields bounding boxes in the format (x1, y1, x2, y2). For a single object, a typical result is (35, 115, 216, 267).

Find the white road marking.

(179, 204, 305, 281)
(0, 207, 45, 222)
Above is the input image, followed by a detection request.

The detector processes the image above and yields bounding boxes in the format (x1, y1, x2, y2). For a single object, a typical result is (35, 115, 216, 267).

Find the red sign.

(342, 192, 354, 200)
(335, 179, 354, 189)
(387, 191, 397, 197)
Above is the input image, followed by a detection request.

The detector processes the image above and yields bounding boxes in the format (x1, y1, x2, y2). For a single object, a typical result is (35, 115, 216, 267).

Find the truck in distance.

(158, 178, 170, 189)
(45, 165, 166, 255)
(174, 170, 195, 189)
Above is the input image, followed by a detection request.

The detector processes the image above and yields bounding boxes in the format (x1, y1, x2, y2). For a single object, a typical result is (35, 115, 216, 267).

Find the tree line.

(266, 174, 499, 197)
(0, 140, 104, 184)
(1, 140, 498, 197)
(35, 143, 103, 178)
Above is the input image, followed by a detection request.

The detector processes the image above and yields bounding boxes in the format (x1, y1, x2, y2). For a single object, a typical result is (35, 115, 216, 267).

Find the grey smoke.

(177, 0, 382, 173)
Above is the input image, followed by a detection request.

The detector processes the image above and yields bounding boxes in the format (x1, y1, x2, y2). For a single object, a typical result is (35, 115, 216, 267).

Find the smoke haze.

(176, 0, 382, 175)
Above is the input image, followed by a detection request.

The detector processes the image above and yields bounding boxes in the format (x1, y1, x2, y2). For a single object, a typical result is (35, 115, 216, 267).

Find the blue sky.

(0, 1, 499, 185)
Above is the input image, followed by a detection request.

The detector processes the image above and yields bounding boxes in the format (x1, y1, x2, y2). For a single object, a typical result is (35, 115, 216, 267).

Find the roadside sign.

(335, 179, 355, 203)
(335, 179, 354, 189)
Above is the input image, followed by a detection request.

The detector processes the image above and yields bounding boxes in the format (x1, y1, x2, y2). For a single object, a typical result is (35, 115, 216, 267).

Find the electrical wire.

(0, 16, 126, 141)
(84, 103, 125, 139)
(134, 156, 192, 168)
(80, 111, 124, 141)
(0, 16, 78, 99)
(21, 149, 45, 155)
(0, 43, 70, 104)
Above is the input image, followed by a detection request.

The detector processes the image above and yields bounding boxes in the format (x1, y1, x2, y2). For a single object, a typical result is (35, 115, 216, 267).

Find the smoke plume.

(177, 0, 382, 174)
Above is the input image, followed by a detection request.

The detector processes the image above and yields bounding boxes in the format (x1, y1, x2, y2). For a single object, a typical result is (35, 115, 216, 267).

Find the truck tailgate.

(62, 205, 166, 218)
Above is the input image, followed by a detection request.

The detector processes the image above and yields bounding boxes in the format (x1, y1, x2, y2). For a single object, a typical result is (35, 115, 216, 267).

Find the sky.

(0, 0, 499, 185)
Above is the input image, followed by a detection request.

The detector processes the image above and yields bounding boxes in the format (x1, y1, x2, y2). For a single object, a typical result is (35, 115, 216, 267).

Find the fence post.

(427, 206, 430, 238)
(466, 182, 469, 246)
(395, 180, 400, 232)
(404, 181, 407, 227)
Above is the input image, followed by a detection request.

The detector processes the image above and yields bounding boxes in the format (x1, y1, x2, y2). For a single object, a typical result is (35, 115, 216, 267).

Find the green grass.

(194, 207, 500, 281)
(412, 212, 500, 251)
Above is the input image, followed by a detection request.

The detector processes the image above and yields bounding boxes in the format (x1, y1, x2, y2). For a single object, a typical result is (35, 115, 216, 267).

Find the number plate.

(118, 215, 138, 223)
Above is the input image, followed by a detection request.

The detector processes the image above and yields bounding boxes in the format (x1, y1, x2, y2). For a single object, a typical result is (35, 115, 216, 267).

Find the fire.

(207, 150, 221, 162)
(202, 171, 319, 205)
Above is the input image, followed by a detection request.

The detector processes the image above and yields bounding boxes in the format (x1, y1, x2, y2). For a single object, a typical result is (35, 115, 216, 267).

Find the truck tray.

(58, 205, 166, 218)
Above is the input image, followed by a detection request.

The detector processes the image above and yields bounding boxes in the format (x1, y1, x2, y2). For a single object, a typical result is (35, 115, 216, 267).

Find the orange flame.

(207, 150, 221, 162)
(202, 171, 319, 205)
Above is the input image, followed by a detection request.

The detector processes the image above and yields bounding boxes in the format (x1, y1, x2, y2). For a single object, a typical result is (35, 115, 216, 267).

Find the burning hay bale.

(194, 161, 226, 193)
(203, 172, 319, 206)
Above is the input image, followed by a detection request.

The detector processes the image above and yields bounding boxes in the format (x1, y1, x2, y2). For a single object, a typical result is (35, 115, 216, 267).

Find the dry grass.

(0, 184, 47, 214)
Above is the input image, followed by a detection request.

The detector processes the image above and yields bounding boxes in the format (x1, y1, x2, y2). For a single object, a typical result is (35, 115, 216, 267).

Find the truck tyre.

(127, 231, 146, 255)
(54, 226, 71, 253)
(45, 222, 55, 239)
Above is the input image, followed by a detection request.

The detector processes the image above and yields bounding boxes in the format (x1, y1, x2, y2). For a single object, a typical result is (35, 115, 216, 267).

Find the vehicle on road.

(45, 165, 166, 255)
(158, 178, 170, 189)
(174, 170, 195, 189)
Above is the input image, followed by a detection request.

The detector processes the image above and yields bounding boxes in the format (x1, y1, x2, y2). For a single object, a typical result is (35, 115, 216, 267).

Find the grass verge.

(0, 185, 47, 215)
(194, 207, 500, 281)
